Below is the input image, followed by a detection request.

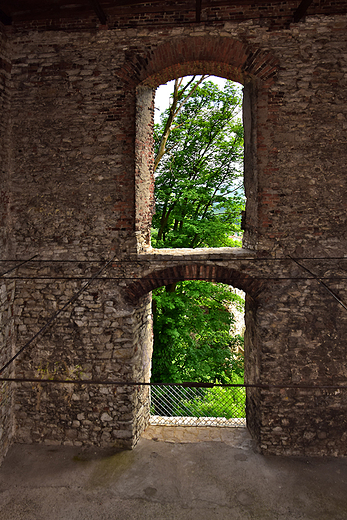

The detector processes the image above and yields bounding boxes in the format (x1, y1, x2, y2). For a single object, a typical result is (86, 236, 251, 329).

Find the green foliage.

(177, 380, 246, 419)
(152, 78, 245, 249)
(151, 77, 246, 402)
(150, 373, 245, 419)
(152, 280, 245, 384)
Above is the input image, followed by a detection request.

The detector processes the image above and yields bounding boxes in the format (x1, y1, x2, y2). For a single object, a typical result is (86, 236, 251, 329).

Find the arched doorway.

(125, 258, 263, 443)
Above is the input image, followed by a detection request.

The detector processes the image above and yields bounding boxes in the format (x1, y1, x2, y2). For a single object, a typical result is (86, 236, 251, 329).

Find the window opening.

(152, 75, 245, 250)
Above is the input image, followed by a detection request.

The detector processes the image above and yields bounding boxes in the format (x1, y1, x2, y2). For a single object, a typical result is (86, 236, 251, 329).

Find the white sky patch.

(154, 75, 231, 124)
(154, 75, 244, 183)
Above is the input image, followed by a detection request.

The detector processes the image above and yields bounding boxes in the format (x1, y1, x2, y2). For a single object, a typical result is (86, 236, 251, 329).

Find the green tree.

(151, 76, 245, 385)
(152, 77, 244, 249)
(152, 280, 244, 384)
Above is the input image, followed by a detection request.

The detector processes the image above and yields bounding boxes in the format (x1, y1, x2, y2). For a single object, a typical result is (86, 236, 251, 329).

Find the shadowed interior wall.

(0, 13, 346, 458)
(0, 24, 15, 464)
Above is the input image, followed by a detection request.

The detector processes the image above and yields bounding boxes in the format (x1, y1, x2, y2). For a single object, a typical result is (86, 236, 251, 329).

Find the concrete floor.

(1, 427, 347, 520)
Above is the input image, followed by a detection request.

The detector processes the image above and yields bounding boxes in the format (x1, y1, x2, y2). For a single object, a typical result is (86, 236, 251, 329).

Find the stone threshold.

(143, 423, 252, 447)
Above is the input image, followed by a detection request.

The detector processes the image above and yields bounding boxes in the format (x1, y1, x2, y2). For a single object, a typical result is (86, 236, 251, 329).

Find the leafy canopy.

(152, 280, 245, 384)
(152, 77, 245, 249)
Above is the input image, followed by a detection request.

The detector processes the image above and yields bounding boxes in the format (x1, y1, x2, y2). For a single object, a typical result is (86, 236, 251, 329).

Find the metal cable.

(1, 256, 347, 263)
(289, 256, 347, 312)
(2, 275, 347, 281)
(2, 253, 347, 376)
(0, 376, 346, 389)
(0, 254, 116, 375)
(0, 255, 38, 278)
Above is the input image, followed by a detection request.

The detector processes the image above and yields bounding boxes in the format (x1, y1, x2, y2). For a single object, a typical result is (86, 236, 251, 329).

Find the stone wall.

(12, 262, 151, 448)
(6, 18, 347, 259)
(0, 12, 346, 456)
(0, 23, 15, 465)
(10, 1, 347, 33)
(0, 24, 11, 255)
(0, 22, 13, 255)
(0, 278, 15, 464)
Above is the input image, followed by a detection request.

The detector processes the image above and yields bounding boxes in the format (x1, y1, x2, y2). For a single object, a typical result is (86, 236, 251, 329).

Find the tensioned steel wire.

(0, 377, 345, 428)
(0, 254, 38, 277)
(288, 255, 347, 311)
(2, 256, 347, 262)
(0, 378, 346, 389)
(2, 256, 347, 282)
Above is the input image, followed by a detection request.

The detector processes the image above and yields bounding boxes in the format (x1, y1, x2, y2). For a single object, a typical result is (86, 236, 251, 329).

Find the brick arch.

(134, 35, 279, 249)
(125, 263, 263, 303)
(120, 35, 279, 88)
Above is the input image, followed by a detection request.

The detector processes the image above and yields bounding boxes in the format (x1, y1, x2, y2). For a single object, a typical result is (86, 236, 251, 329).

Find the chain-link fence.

(150, 384, 246, 427)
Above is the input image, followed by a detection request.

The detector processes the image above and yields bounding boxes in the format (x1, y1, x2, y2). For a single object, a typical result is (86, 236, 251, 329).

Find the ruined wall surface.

(0, 24, 15, 464)
(7, 17, 347, 259)
(0, 276, 15, 464)
(11, 1, 347, 33)
(12, 263, 151, 449)
(0, 11, 346, 455)
(0, 23, 11, 255)
(9, 31, 137, 260)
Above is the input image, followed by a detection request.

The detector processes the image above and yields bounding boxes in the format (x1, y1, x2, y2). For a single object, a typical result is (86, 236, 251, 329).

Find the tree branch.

(154, 75, 209, 172)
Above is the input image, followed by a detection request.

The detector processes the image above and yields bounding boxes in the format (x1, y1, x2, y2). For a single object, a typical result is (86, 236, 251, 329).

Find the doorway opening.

(150, 279, 246, 427)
